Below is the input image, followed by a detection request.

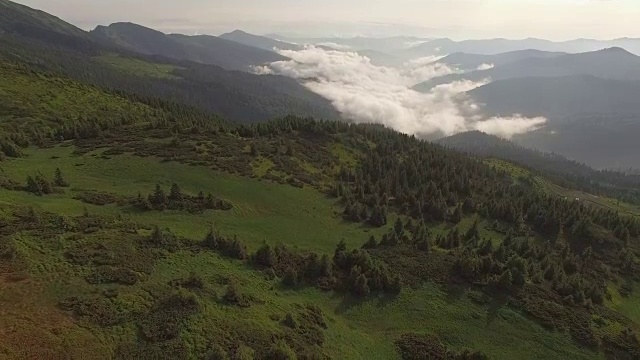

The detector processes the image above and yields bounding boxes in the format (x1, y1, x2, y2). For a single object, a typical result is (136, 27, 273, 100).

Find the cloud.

(473, 116, 547, 139)
(477, 63, 495, 71)
(256, 46, 546, 138)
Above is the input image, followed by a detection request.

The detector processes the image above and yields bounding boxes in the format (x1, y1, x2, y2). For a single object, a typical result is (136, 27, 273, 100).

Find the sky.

(16, 0, 640, 40)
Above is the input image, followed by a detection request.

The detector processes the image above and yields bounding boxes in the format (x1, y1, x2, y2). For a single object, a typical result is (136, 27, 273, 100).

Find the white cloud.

(256, 46, 546, 138)
(477, 63, 495, 71)
(473, 116, 547, 139)
(317, 42, 352, 50)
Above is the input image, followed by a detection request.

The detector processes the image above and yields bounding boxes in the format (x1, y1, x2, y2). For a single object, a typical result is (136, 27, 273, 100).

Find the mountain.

(514, 115, 640, 170)
(267, 34, 428, 54)
(468, 75, 640, 119)
(0, 0, 86, 37)
(415, 47, 640, 91)
(357, 49, 404, 67)
(0, 2, 338, 123)
(0, 0, 101, 53)
(3, 59, 640, 359)
(434, 49, 565, 71)
(91, 22, 287, 71)
(403, 37, 640, 58)
(219, 29, 301, 52)
(4, 2, 640, 359)
(440, 131, 640, 204)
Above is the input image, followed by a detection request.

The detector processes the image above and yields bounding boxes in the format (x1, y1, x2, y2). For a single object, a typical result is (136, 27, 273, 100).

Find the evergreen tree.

(53, 168, 69, 187)
(255, 243, 277, 268)
(362, 235, 378, 249)
(149, 184, 166, 210)
(452, 204, 463, 223)
(394, 217, 404, 235)
(169, 183, 183, 202)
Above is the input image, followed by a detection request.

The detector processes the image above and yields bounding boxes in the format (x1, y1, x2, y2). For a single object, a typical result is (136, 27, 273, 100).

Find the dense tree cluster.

(133, 183, 232, 213)
(251, 240, 402, 297)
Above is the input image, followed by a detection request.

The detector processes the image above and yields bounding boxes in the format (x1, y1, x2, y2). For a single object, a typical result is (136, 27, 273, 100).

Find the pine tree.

(53, 168, 69, 187)
(452, 204, 463, 223)
(255, 243, 276, 267)
(149, 184, 166, 210)
(169, 183, 183, 202)
(394, 217, 404, 235)
(362, 235, 378, 249)
(26, 175, 40, 194)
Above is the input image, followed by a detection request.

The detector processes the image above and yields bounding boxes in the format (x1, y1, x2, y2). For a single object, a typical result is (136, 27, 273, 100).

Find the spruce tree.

(53, 168, 69, 187)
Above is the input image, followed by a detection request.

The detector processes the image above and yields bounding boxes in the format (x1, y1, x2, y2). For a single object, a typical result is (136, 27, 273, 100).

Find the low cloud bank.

(255, 46, 545, 139)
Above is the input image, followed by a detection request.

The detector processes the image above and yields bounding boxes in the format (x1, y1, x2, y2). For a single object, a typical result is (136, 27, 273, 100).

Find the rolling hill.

(91, 22, 287, 71)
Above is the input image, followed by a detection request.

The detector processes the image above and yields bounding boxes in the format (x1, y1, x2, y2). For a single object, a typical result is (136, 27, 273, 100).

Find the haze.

(16, 0, 640, 40)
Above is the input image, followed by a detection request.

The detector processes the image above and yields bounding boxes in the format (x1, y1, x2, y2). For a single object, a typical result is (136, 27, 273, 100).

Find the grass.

(0, 145, 388, 253)
(0, 63, 155, 132)
(96, 54, 182, 80)
(0, 144, 612, 359)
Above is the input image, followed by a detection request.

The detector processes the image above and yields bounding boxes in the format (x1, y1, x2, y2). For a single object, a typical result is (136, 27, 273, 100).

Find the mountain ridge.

(91, 22, 287, 71)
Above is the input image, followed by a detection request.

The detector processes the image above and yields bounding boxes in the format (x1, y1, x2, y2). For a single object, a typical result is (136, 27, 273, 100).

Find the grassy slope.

(0, 146, 602, 359)
(0, 63, 155, 132)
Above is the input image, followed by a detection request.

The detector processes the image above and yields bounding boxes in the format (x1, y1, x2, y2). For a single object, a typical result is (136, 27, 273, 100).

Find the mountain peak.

(597, 47, 635, 56)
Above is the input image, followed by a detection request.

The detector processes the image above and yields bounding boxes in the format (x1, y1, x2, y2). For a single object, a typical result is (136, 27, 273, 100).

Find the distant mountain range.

(402, 37, 640, 58)
(432, 50, 566, 72)
(266, 34, 428, 54)
(219, 30, 301, 52)
(514, 115, 640, 170)
(468, 75, 640, 119)
(415, 47, 640, 91)
(91, 23, 287, 71)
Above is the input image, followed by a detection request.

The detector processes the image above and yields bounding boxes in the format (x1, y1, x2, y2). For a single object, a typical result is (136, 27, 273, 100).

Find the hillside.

(0, 1, 339, 123)
(440, 131, 640, 205)
(3, 2, 640, 359)
(415, 47, 640, 91)
(2, 54, 640, 359)
(468, 75, 640, 119)
(219, 30, 302, 52)
(91, 23, 287, 71)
